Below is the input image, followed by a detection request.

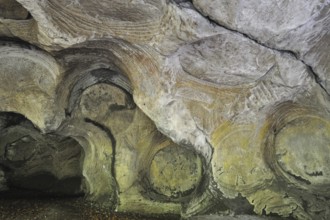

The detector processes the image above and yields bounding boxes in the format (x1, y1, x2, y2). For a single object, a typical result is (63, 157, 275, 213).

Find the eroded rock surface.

(192, 0, 330, 93)
(0, 0, 330, 219)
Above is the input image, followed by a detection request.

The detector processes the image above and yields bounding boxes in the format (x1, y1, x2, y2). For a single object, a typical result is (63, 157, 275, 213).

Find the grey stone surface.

(192, 0, 330, 93)
(0, 0, 329, 219)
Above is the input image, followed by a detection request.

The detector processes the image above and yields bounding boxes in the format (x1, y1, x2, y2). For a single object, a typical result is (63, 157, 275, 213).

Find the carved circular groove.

(68, 68, 133, 114)
(274, 116, 330, 188)
(212, 125, 272, 196)
(148, 145, 203, 198)
(0, 42, 61, 131)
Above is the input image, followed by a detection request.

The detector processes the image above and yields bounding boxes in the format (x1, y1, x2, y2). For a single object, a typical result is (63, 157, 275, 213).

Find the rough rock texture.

(192, 0, 330, 93)
(0, 112, 83, 195)
(0, 0, 330, 219)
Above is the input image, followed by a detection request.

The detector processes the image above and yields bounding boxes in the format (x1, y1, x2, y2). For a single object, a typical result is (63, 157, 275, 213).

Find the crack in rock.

(188, 2, 329, 96)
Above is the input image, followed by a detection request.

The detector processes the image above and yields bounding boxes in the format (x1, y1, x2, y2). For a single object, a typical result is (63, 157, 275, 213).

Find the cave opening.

(0, 111, 85, 197)
(0, 112, 94, 218)
(0, 112, 174, 220)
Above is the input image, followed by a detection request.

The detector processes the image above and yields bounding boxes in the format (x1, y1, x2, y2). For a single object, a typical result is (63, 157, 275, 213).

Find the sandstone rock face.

(0, 0, 330, 219)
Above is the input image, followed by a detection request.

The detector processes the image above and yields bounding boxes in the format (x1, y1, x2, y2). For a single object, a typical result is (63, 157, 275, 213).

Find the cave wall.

(0, 0, 330, 219)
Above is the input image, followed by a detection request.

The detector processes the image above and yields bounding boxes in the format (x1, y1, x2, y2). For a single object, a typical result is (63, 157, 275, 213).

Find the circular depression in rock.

(148, 145, 203, 198)
(274, 116, 330, 188)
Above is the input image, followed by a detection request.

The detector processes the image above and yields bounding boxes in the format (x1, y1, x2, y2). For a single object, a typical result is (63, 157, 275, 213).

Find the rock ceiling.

(0, 0, 330, 219)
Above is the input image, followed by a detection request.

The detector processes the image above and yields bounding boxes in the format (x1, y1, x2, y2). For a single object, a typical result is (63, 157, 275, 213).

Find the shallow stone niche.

(0, 0, 330, 219)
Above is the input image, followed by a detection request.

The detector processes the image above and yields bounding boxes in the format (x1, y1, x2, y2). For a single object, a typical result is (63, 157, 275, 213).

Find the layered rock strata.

(0, 0, 329, 219)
